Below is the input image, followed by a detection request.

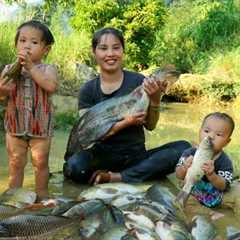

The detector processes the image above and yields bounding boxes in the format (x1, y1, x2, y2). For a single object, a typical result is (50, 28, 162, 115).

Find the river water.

(0, 102, 239, 237)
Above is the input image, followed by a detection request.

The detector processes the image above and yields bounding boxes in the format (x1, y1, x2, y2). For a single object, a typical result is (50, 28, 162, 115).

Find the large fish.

(64, 67, 180, 159)
(176, 136, 214, 207)
(0, 214, 78, 239)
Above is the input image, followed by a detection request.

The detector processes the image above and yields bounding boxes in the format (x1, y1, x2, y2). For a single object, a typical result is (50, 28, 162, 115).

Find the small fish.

(124, 211, 155, 230)
(0, 188, 37, 208)
(155, 218, 191, 240)
(101, 225, 127, 240)
(62, 199, 107, 219)
(78, 183, 142, 203)
(146, 184, 176, 212)
(226, 226, 240, 240)
(190, 215, 218, 240)
(176, 136, 214, 207)
(111, 192, 145, 210)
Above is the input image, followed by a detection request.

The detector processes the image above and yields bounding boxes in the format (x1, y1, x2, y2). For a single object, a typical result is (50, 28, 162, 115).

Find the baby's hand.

(183, 155, 193, 169)
(202, 160, 215, 176)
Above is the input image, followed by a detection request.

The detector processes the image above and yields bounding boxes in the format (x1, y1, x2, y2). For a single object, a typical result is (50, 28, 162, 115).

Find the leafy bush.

(71, 0, 166, 70)
(151, 0, 240, 73)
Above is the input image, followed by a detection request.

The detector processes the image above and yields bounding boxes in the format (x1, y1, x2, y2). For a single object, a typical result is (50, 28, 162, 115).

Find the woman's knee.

(63, 152, 92, 183)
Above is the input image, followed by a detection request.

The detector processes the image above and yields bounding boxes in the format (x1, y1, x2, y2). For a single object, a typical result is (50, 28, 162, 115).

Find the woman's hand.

(124, 112, 146, 126)
(142, 77, 168, 106)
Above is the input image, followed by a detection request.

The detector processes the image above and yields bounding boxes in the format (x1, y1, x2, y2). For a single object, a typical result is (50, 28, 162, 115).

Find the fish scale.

(0, 215, 76, 239)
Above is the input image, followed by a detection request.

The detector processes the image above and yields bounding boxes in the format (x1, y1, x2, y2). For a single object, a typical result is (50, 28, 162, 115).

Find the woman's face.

(94, 33, 124, 73)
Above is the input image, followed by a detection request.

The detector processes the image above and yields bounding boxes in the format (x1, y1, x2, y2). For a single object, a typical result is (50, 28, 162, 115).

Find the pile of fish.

(0, 183, 225, 239)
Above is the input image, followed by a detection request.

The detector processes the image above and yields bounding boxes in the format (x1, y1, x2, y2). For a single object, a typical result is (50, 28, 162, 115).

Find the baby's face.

(199, 116, 231, 154)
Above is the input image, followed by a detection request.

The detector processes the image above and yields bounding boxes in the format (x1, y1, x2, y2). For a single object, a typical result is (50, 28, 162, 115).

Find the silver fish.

(176, 136, 214, 207)
(155, 218, 191, 240)
(64, 67, 179, 159)
(0, 188, 37, 208)
(0, 204, 24, 220)
(0, 214, 77, 239)
(78, 183, 142, 203)
(227, 226, 240, 240)
(190, 215, 218, 240)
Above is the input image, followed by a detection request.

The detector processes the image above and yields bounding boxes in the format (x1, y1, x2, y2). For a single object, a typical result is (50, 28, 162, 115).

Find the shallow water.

(0, 102, 240, 237)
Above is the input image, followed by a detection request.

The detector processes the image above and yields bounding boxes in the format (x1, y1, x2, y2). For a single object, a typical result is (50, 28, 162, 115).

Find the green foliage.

(151, 0, 240, 72)
(0, 22, 18, 69)
(71, 0, 166, 70)
(54, 111, 78, 130)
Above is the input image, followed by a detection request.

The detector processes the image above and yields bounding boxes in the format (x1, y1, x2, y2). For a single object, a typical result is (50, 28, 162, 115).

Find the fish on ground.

(0, 188, 37, 208)
(226, 226, 240, 240)
(78, 182, 142, 203)
(190, 215, 218, 240)
(64, 67, 180, 159)
(175, 136, 214, 207)
(0, 214, 79, 239)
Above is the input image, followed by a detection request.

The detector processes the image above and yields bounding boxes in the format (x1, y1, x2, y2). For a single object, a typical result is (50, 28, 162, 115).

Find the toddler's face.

(16, 26, 49, 63)
(199, 116, 231, 154)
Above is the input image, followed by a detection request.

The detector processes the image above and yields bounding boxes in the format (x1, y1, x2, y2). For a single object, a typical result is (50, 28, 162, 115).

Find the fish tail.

(175, 190, 190, 207)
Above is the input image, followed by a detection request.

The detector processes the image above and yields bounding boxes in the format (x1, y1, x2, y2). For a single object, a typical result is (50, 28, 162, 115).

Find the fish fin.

(79, 108, 89, 118)
(175, 190, 190, 207)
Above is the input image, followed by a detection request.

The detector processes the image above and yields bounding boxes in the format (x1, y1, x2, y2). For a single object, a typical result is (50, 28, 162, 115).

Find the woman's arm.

(142, 77, 168, 130)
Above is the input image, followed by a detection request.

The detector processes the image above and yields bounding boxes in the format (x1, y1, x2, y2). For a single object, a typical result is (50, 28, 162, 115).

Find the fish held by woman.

(65, 66, 180, 160)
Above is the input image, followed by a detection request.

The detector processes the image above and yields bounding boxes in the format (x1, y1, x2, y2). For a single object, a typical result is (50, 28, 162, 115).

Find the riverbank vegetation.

(0, 0, 240, 129)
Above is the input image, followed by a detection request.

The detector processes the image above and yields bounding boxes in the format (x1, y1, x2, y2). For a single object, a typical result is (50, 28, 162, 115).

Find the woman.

(63, 27, 191, 184)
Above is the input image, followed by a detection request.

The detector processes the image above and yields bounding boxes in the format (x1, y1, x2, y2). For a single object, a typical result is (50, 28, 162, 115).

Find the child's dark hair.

(202, 112, 235, 136)
(15, 20, 54, 46)
(92, 27, 124, 51)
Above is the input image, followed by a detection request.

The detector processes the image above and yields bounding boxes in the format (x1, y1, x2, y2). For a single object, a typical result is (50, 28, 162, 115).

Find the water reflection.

(0, 102, 239, 192)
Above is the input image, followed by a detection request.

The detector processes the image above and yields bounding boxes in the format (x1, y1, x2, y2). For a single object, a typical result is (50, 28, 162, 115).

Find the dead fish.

(1, 61, 22, 85)
(78, 183, 142, 203)
(111, 192, 145, 210)
(155, 218, 191, 240)
(0, 214, 77, 239)
(227, 226, 240, 240)
(190, 215, 218, 240)
(0, 204, 24, 220)
(79, 204, 124, 239)
(101, 225, 128, 240)
(0, 188, 37, 208)
(64, 67, 180, 159)
(176, 136, 214, 207)
(146, 184, 176, 213)
(124, 211, 155, 230)
(62, 199, 107, 219)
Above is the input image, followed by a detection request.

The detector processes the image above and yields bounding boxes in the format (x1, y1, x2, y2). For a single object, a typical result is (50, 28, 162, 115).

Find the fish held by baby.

(175, 136, 214, 207)
(64, 66, 180, 159)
